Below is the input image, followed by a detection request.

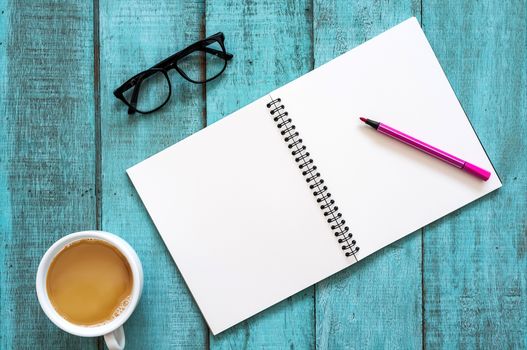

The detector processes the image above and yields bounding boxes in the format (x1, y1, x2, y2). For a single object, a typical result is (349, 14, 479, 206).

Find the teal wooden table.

(1, 1, 525, 349)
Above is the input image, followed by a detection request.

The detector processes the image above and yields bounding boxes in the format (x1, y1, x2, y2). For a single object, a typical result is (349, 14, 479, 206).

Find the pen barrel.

(377, 123, 465, 168)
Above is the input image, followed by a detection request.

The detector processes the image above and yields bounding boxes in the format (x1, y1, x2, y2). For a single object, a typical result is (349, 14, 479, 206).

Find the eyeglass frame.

(113, 32, 234, 115)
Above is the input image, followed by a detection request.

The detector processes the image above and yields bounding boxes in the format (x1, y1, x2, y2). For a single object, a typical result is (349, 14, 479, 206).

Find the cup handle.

(104, 326, 125, 350)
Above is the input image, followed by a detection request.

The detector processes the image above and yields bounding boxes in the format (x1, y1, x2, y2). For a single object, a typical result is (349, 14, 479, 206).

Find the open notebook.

(127, 18, 502, 334)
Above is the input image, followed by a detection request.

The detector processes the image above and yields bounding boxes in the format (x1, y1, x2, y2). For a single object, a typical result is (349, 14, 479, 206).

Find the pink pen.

(359, 117, 491, 181)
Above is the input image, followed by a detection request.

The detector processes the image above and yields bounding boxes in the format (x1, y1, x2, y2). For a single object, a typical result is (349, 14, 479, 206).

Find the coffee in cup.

(46, 238, 133, 326)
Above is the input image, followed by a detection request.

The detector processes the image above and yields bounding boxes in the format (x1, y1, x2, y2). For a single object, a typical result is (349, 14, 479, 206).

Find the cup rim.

(36, 230, 143, 337)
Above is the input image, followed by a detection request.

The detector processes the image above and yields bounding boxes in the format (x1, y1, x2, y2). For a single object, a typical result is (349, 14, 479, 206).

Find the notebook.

(127, 17, 502, 334)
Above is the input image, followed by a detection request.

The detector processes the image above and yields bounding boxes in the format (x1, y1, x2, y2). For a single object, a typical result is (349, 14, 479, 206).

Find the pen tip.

(359, 117, 367, 123)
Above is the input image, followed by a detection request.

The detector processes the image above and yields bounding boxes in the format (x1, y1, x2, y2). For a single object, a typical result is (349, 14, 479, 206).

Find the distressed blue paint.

(0, 1, 13, 347)
(0, 1, 525, 349)
(0, 0, 97, 349)
(422, 0, 527, 348)
(98, 0, 208, 348)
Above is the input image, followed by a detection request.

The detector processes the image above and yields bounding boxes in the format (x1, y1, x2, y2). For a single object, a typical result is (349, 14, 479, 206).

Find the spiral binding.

(266, 97, 359, 260)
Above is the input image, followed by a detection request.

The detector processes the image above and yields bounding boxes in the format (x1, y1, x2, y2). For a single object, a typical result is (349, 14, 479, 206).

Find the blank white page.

(127, 98, 351, 335)
(272, 17, 501, 259)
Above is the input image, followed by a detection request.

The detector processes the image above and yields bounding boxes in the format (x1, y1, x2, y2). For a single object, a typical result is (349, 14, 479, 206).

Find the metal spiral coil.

(267, 97, 359, 259)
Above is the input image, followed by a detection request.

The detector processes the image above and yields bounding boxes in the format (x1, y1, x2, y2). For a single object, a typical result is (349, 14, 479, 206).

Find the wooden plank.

(0, 1, 97, 349)
(205, 1, 315, 348)
(422, 1, 527, 348)
(98, 0, 208, 348)
(312, 2, 423, 348)
(0, 4, 9, 346)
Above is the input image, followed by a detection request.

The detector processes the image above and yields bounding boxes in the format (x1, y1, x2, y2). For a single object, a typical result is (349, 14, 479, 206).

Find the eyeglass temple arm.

(199, 47, 234, 60)
(127, 79, 143, 115)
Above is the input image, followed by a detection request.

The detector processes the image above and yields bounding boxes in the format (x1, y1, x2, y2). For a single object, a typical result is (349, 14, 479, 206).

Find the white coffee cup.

(36, 231, 143, 350)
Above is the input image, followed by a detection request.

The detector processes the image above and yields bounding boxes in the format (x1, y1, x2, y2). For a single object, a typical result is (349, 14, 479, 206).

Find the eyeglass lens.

(177, 41, 227, 83)
(122, 70, 171, 113)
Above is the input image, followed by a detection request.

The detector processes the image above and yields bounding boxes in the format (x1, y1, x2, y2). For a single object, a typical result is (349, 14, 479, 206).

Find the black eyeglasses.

(114, 32, 233, 115)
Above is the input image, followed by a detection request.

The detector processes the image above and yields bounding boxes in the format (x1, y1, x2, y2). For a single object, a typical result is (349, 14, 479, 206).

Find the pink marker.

(359, 117, 491, 181)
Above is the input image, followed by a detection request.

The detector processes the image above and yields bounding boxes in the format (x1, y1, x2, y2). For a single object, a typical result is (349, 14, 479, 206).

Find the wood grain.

(422, 0, 527, 348)
(1, 1, 526, 349)
(98, 0, 208, 348)
(312, 3, 423, 348)
(205, 0, 315, 348)
(0, 4, 9, 346)
(0, 1, 97, 349)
